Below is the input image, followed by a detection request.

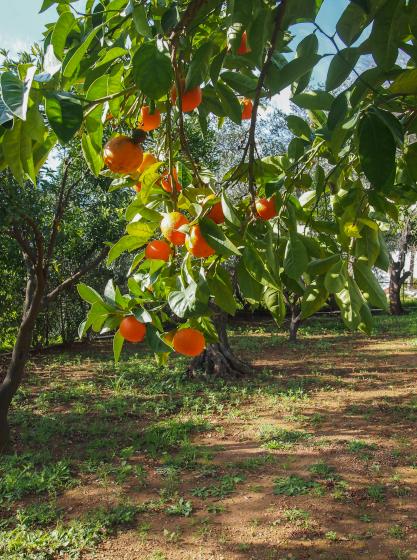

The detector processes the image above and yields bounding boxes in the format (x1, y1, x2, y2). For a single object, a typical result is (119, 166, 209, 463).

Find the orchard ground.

(1, 311, 417, 560)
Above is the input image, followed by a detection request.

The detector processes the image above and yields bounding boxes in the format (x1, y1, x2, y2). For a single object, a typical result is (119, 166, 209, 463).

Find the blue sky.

(0, 0, 350, 112)
(1, 0, 349, 56)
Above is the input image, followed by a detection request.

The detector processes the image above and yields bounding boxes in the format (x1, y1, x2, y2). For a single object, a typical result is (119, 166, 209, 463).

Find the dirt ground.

(2, 316, 417, 560)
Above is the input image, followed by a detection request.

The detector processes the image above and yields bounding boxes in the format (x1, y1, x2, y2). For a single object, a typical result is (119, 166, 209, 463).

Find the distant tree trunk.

(288, 301, 302, 343)
(389, 221, 411, 315)
(409, 249, 415, 289)
(0, 266, 45, 451)
(188, 312, 252, 378)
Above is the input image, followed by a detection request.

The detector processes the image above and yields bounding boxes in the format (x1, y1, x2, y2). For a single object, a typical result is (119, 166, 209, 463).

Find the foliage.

(1, 0, 417, 362)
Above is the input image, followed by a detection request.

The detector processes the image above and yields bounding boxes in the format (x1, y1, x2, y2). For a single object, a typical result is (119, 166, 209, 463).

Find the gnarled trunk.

(0, 270, 45, 451)
(188, 313, 252, 378)
(389, 221, 411, 316)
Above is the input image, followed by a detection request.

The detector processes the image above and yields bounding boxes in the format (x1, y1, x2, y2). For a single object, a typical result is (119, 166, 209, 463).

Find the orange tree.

(2, 0, 417, 446)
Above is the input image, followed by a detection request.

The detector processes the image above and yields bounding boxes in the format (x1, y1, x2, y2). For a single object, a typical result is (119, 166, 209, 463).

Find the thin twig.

(247, 0, 288, 215)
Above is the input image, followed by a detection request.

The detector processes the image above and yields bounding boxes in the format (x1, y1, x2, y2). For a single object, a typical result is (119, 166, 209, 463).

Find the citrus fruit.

(241, 98, 253, 120)
(161, 168, 182, 192)
(137, 152, 158, 175)
(103, 136, 143, 174)
(119, 316, 146, 343)
(237, 31, 251, 55)
(172, 328, 205, 356)
(208, 201, 225, 224)
(145, 239, 172, 261)
(186, 224, 215, 258)
(160, 212, 189, 246)
(171, 82, 202, 112)
(138, 106, 161, 132)
(256, 196, 277, 220)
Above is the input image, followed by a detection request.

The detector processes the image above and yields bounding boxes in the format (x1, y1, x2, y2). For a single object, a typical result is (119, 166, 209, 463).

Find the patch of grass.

(0, 503, 138, 560)
(259, 426, 311, 449)
(281, 508, 310, 526)
(367, 483, 386, 502)
(388, 525, 405, 539)
(0, 455, 74, 504)
(165, 497, 193, 517)
(308, 461, 338, 481)
(346, 440, 377, 453)
(191, 475, 245, 499)
(273, 476, 319, 496)
(227, 453, 276, 472)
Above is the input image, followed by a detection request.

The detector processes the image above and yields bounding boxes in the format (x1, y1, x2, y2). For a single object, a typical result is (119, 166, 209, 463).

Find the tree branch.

(247, 0, 288, 215)
(9, 226, 37, 266)
(44, 246, 109, 304)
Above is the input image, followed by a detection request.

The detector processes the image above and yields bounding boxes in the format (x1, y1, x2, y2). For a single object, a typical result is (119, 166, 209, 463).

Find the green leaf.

(389, 68, 417, 95)
(0, 67, 36, 120)
(263, 287, 286, 326)
(221, 191, 241, 227)
(3, 121, 25, 183)
(284, 233, 308, 280)
(133, 4, 153, 37)
(126, 221, 156, 238)
(63, 26, 102, 78)
(405, 142, 417, 182)
(326, 48, 359, 91)
(369, 0, 401, 70)
(133, 43, 173, 100)
(267, 54, 322, 95)
(215, 81, 242, 124)
(374, 231, 389, 272)
(77, 283, 104, 305)
(51, 11, 77, 60)
(353, 261, 388, 311)
(358, 110, 396, 189)
(168, 280, 209, 319)
(186, 42, 213, 90)
(336, 1, 370, 46)
(355, 226, 380, 267)
(210, 49, 226, 85)
(286, 115, 311, 140)
(199, 217, 241, 256)
(82, 133, 103, 176)
(208, 270, 237, 316)
(113, 331, 124, 363)
(324, 259, 347, 293)
(307, 254, 340, 276)
(328, 92, 348, 130)
(145, 324, 171, 353)
(220, 71, 258, 98)
(283, 0, 323, 25)
(108, 234, 153, 264)
(292, 91, 334, 110)
(301, 280, 328, 319)
(45, 92, 83, 143)
(237, 258, 263, 304)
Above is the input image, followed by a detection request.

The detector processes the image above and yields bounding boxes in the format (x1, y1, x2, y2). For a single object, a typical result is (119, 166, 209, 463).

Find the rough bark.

(389, 221, 411, 315)
(188, 313, 252, 378)
(0, 268, 45, 451)
(289, 308, 302, 343)
(409, 249, 415, 289)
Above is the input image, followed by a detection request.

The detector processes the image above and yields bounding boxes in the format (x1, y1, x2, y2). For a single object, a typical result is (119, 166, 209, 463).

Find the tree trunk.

(188, 313, 252, 378)
(289, 312, 301, 342)
(389, 221, 411, 316)
(0, 271, 44, 451)
(409, 249, 415, 289)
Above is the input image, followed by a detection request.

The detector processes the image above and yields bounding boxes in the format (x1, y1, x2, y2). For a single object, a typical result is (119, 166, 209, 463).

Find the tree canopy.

(1, 0, 417, 361)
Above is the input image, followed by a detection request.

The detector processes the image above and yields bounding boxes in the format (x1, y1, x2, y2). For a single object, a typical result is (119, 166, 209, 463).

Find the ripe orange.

(171, 82, 202, 113)
(256, 196, 277, 220)
(237, 31, 251, 55)
(137, 152, 158, 175)
(119, 316, 146, 343)
(138, 106, 161, 132)
(103, 136, 143, 174)
(186, 224, 215, 258)
(208, 201, 225, 224)
(161, 168, 182, 193)
(172, 328, 205, 356)
(134, 182, 142, 192)
(241, 98, 253, 120)
(145, 239, 172, 261)
(160, 212, 189, 246)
